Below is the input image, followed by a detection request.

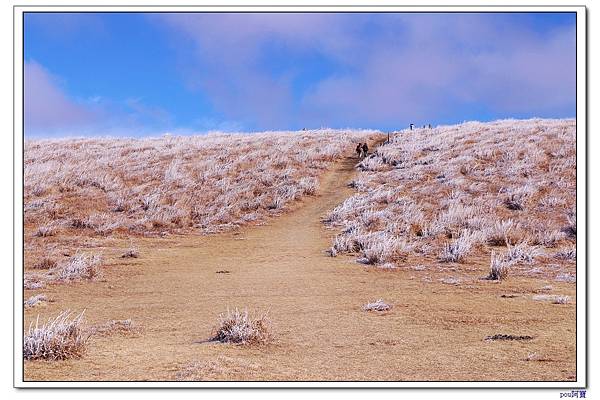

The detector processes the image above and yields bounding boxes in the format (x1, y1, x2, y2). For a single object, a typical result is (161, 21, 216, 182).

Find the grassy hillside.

(24, 129, 381, 279)
(325, 119, 576, 281)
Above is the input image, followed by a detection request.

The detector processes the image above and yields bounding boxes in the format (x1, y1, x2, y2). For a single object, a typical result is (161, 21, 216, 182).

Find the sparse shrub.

(267, 196, 285, 210)
(24, 274, 45, 290)
(34, 222, 57, 237)
(486, 250, 511, 281)
(532, 229, 565, 247)
(332, 228, 363, 253)
(439, 231, 478, 263)
(357, 232, 411, 264)
(564, 208, 576, 237)
(110, 196, 129, 212)
(555, 247, 576, 261)
(24, 294, 48, 308)
(362, 299, 391, 312)
(504, 194, 525, 211)
(555, 273, 576, 283)
(140, 194, 159, 211)
(54, 253, 102, 282)
(23, 310, 89, 361)
(32, 257, 57, 270)
(505, 242, 541, 264)
(486, 220, 514, 246)
(121, 248, 139, 258)
(210, 308, 271, 345)
(298, 177, 318, 195)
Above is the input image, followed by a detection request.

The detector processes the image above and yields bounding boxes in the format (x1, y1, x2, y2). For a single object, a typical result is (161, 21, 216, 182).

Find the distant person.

(428, 123, 432, 129)
(362, 142, 369, 158)
(410, 123, 415, 130)
(356, 143, 363, 158)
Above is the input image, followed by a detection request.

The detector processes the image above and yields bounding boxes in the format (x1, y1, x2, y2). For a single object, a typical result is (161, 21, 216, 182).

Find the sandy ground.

(23, 153, 576, 382)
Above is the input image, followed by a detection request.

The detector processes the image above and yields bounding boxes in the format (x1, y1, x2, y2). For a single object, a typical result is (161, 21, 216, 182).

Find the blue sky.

(24, 12, 576, 137)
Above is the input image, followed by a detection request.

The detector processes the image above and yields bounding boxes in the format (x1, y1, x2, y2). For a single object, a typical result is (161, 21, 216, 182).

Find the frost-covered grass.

(210, 308, 271, 345)
(53, 253, 103, 282)
(362, 299, 392, 312)
(24, 129, 381, 275)
(24, 294, 48, 309)
(532, 294, 571, 304)
(324, 119, 576, 278)
(24, 310, 89, 361)
(487, 250, 512, 281)
(25, 129, 379, 237)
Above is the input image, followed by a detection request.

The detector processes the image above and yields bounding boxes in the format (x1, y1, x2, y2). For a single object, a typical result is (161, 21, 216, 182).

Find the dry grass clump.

(532, 294, 570, 304)
(210, 308, 271, 345)
(34, 222, 58, 237)
(325, 119, 575, 279)
(24, 294, 48, 309)
(564, 208, 576, 237)
(121, 248, 139, 258)
(554, 246, 576, 261)
(24, 310, 89, 361)
(439, 230, 481, 263)
(32, 257, 57, 270)
(24, 274, 46, 290)
(555, 272, 576, 283)
(486, 250, 512, 281)
(53, 253, 103, 282)
(362, 299, 392, 312)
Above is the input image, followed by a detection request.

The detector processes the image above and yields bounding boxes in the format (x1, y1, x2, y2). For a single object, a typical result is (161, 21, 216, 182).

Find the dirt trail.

(24, 150, 576, 382)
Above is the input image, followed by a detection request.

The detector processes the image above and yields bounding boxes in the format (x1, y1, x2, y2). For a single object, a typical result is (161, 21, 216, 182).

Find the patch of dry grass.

(362, 299, 392, 312)
(24, 294, 48, 309)
(53, 253, 103, 282)
(210, 308, 271, 345)
(24, 310, 89, 361)
(32, 257, 57, 270)
(176, 356, 261, 381)
(90, 319, 140, 336)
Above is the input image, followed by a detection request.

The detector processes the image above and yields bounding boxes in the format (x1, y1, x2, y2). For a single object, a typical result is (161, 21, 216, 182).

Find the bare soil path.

(24, 150, 576, 382)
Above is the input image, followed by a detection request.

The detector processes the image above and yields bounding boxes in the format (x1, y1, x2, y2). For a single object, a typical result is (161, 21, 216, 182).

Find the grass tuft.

(24, 310, 89, 361)
(210, 308, 271, 345)
(362, 299, 392, 312)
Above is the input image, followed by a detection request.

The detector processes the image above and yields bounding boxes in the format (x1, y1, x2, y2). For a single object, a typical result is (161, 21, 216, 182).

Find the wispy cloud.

(25, 61, 175, 137)
(25, 60, 97, 134)
(156, 13, 575, 129)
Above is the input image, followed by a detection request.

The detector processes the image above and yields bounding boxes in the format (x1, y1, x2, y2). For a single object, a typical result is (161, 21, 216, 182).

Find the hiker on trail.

(362, 142, 369, 158)
(356, 143, 363, 158)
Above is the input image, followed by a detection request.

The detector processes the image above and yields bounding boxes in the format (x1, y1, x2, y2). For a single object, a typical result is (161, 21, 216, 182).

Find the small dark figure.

(409, 123, 415, 130)
(362, 142, 369, 157)
(356, 143, 363, 158)
(428, 123, 432, 129)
